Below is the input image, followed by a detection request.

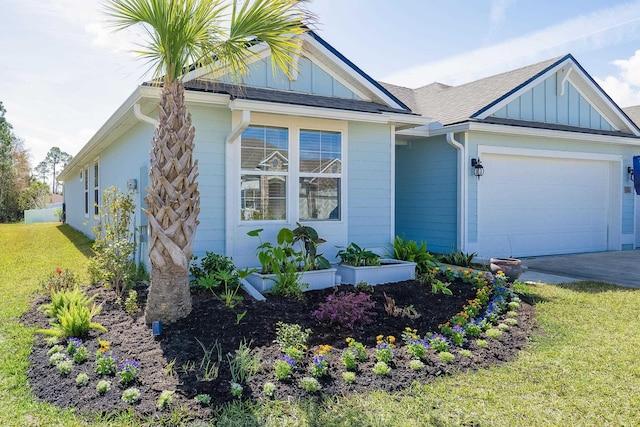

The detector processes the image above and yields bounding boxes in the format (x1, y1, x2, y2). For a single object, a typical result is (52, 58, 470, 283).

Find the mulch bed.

(21, 278, 535, 420)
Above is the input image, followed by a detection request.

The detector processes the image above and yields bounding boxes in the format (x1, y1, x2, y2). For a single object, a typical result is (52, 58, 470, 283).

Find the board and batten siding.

(465, 131, 637, 248)
(395, 134, 458, 253)
(219, 56, 361, 100)
(346, 122, 395, 252)
(493, 76, 615, 131)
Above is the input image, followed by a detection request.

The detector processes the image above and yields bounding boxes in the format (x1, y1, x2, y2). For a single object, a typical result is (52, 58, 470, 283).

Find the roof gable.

(188, 30, 409, 111)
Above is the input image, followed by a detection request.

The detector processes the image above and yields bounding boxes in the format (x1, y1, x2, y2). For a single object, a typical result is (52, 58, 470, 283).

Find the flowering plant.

(118, 359, 141, 384)
(95, 350, 117, 376)
(274, 356, 295, 380)
(309, 355, 329, 378)
(375, 335, 396, 363)
(450, 325, 467, 347)
(428, 334, 451, 353)
(401, 327, 430, 360)
(312, 291, 375, 329)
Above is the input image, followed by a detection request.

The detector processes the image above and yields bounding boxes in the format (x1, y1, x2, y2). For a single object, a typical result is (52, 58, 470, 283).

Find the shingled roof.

(173, 80, 417, 116)
(623, 105, 640, 127)
(381, 55, 565, 125)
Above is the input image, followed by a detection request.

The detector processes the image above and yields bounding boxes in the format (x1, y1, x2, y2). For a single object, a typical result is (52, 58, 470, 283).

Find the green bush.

(391, 236, 437, 274)
(37, 288, 106, 338)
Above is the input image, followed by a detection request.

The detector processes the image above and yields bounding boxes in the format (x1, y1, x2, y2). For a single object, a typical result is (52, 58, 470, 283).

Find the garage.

(477, 150, 620, 258)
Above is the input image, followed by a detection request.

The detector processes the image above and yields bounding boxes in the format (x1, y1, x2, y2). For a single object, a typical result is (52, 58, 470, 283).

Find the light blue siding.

(395, 135, 458, 253)
(220, 56, 361, 100)
(493, 75, 614, 131)
(347, 122, 393, 249)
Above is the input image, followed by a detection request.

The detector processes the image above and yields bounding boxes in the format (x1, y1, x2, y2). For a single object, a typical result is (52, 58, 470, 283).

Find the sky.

(2, 0, 640, 169)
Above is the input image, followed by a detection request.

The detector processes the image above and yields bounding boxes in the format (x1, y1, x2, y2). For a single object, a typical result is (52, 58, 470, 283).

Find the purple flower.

(119, 359, 141, 373)
(68, 337, 83, 348)
(313, 355, 328, 368)
(280, 356, 296, 367)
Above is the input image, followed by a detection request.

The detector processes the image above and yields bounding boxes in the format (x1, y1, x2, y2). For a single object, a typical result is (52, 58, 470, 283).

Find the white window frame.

(93, 159, 99, 216)
(236, 113, 347, 225)
(83, 166, 89, 218)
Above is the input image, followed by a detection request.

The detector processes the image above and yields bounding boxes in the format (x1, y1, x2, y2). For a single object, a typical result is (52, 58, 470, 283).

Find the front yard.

(1, 223, 639, 426)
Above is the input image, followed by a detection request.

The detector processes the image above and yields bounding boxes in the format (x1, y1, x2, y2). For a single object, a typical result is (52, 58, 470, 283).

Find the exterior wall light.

(471, 158, 484, 179)
(628, 166, 634, 182)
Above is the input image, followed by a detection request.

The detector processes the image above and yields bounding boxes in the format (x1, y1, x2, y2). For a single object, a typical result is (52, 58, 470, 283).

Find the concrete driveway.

(520, 250, 640, 288)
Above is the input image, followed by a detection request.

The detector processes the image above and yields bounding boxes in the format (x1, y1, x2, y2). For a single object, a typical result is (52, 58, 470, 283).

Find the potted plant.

(489, 257, 523, 282)
(245, 227, 336, 293)
(334, 242, 416, 286)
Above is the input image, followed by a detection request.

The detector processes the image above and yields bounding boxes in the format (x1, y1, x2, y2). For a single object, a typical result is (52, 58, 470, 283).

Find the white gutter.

(226, 108, 251, 144)
(133, 103, 159, 127)
(446, 132, 466, 252)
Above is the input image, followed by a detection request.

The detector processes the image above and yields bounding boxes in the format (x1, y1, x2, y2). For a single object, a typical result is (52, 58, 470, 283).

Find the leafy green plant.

(75, 372, 89, 387)
(336, 243, 380, 266)
(274, 357, 295, 381)
(39, 268, 79, 292)
(274, 322, 311, 352)
(391, 236, 437, 274)
(117, 359, 141, 385)
(372, 361, 391, 375)
(56, 359, 73, 375)
(227, 339, 262, 386)
(432, 280, 453, 296)
(476, 339, 489, 348)
(263, 382, 276, 397)
(300, 376, 321, 393)
(292, 222, 331, 270)
(49, 352, 65, 366)
(230, 382, 243, 398)
(438, 250, 477, 267)
(486, 328, 502, 339)
(124, 289, 139, 314)
(96, 379, 111, 395)
(409, 359, 425, 371)
(121, 387, 141, 404)
(439, 351, 455, 363)
(95, 351, 117, 376)
(194, 394, 211, 405)
(190, 252, 250, 308)
(157, 390, 174, 409)
(195, 338, 222, 382)
(248, 227, 305, 274)
(37, 289, 106, 338)
(342, 371, 356, 383)
(89, 186, 137, 299)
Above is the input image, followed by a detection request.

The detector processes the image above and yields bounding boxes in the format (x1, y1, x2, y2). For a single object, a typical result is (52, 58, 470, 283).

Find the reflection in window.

(240, 126, 288, 221)
(299, 130, 341, 221)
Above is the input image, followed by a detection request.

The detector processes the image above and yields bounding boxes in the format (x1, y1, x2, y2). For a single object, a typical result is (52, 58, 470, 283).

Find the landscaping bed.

(21, 277, 534, 420)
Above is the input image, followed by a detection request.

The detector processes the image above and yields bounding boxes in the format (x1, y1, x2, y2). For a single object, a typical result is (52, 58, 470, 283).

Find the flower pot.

(489, 257, 523, 282)
(245, 268, 337, 293)
(334, 259, 416, 286)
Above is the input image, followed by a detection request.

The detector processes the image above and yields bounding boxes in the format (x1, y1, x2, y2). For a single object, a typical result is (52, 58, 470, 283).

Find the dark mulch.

(21, 278, 535, 420)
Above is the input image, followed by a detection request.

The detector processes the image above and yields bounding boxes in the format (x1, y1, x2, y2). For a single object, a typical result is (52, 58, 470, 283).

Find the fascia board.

(227, 98, 431, 127)
(428, 122, 640, 147)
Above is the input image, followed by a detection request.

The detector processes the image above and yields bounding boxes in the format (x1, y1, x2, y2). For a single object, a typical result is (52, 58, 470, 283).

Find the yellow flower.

(97, 340, 110, 353)
(387, 336, 396, 343)
(376, 335, 384, 341)
(318, 344, 331, 355)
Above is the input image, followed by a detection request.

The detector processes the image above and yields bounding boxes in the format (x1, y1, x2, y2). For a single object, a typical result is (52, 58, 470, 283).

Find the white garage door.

(478, 153, 611, 258)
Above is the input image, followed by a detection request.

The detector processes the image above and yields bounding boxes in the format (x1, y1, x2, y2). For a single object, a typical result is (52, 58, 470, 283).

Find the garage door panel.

(478, 153, 610, 258)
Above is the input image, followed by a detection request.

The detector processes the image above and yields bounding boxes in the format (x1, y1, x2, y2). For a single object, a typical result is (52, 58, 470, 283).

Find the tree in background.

(0, 101, 30, 222)
(42, 147, 72, 194)
(105, 0, 312, 323)
(34, 160, 50, 183)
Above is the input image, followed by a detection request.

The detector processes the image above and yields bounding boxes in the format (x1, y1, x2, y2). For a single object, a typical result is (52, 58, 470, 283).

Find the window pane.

(300, 130, 341, 173)
(241, 126, 289, 171)
(299, 177, 340, 220)
(241, 174, 287, 220)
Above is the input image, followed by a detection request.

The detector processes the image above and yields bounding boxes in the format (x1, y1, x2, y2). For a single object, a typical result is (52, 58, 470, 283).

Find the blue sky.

(2, 0, 640, 167)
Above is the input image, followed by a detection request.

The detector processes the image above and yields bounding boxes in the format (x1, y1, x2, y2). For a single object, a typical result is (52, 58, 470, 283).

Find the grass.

(2, 223, 640, 426)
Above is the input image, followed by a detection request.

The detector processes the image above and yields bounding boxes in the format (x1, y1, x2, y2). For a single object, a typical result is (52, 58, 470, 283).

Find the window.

(83, 166, 89, 216)
(241, 126, 289, 220)
(93, 160, 99, 215)
(240, 124, 342, 222)
(299, 130, 341, 220)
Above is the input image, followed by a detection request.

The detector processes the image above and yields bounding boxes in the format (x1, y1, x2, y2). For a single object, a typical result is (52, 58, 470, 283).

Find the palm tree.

(105, 0, 312, 323)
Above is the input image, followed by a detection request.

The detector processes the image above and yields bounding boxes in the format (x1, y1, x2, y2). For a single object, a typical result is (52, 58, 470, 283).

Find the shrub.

(75, 373, 89, 387)
(409, 359, 425, 371)
(194, 394, 211, 405)
(157, 390, 174, 409)
(124, 289, 139, 314)
(40, 268, 78, 292)
(342, 371, 356, 384)
(372, 361, 391, 376)
(312, 291, 375, 329)
(57, 359, 73, 375)
(37, 288, 106, 339)
(438, 250, 477, 267)
(89, 186, 137, 299)
(439, 351, 455, 363)
(262, 382, 276, 397)
(391, 236, 437, 275)
(121, 387, 141, 404)
(96, 379, 111, 395)
(274, 322, 311, 352)
(300, 377, 321, 393)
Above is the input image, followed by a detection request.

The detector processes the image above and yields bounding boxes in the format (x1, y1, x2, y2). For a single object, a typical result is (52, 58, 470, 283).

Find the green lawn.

(1, 223, 639, 426)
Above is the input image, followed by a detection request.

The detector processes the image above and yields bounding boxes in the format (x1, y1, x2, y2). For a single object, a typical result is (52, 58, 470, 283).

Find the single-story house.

(385, 54, 640, 258)
(57, 31, 432, 269)
(59, 32, 640, 268)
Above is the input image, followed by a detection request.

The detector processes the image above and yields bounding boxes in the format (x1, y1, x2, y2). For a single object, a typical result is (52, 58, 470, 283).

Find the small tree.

(42, 147, 72, 194)
(89, 186, 137, 300)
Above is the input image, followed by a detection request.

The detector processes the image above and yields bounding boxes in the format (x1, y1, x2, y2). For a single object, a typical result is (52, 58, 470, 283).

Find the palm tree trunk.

(144, 79, 199, 323)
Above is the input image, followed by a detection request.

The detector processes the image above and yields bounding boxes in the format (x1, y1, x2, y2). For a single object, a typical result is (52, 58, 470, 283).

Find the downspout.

(446, 132, 465, 252)
(226, 109, 251, 144)
(133, 103, 159, 127)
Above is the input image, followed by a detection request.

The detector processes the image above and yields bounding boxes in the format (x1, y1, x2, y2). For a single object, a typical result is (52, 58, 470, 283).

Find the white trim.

(427, 121, 640, 146)
(556, 65, 572, 96)
(477, 144, 624, 162)
(565, 74, 617, 130)
(390, 124, 395, 243)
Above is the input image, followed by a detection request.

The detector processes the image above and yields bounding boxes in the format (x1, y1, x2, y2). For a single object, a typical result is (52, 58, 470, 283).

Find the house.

(56, 30, 432, 270)
(59, 31, 640, 268)
(385, 54, 640, 259)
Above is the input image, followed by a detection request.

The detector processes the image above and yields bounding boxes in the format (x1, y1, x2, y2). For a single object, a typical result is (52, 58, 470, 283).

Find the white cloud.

(596, 50, 640, 107)
(383, 1, 640, 88)
(485, 0, 516, 43)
